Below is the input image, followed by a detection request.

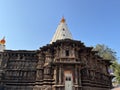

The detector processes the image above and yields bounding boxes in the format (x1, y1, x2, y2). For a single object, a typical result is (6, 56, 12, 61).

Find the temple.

(0, 18, 112, 90)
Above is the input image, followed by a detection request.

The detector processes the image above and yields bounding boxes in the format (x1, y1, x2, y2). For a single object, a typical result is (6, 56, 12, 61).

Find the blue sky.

(0, 0, 120, 62)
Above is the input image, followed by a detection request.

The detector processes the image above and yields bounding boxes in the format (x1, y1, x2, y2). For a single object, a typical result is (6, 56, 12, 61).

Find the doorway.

(65, 73, 73, 90)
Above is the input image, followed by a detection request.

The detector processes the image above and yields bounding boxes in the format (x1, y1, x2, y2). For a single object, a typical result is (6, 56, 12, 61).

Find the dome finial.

(0, 36, 6, 45)
(60, 16, 65, 23)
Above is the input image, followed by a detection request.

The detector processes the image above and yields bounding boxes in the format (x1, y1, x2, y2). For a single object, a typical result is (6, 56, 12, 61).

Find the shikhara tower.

(50, 17, 72, 44)
(0, 18, 112, 90)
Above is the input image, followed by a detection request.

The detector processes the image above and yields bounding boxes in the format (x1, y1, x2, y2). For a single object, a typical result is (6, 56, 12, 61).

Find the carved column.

(79, 66, 82, 85)
(75, 65, 78, 84)
(59, 65, 62, 84)
(54, 66, 57, 84)
(55, 66, 59, 84)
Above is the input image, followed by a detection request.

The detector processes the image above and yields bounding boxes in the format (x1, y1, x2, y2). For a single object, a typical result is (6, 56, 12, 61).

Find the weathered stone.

(0, 39, 112, 90)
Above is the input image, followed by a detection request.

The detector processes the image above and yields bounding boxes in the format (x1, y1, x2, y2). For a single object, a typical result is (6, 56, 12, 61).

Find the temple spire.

(50, 17, 73, 44)
(0, 37, 6, 52)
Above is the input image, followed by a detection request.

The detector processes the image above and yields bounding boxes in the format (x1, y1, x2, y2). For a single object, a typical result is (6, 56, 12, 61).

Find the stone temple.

(0, 17, 112, 90)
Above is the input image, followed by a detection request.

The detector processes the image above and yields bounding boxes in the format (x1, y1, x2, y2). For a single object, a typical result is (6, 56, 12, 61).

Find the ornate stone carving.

(0, 39, 112, 90)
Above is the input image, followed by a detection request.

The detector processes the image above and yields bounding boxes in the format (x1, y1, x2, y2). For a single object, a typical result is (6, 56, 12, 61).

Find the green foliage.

(93, 44, 120, 84)
(93, 44, 117, 61)
(112, 61, 120, 84)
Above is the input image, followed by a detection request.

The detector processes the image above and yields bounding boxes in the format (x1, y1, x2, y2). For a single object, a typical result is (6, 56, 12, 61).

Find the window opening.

(66, 76, 71, 81)
(66, 50, 69, 56)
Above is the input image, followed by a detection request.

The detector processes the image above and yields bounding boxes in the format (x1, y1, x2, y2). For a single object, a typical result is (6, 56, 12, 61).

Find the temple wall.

(33, 85, 52, 90)
(82, 86, 110, 90)
(4, 86, 33, 90)
(0, 39, 112, 90)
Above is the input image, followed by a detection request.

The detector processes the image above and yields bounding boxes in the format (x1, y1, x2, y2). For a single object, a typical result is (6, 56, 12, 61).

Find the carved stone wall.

(0, 50, 37, 90)
(0, 39, 112, 90)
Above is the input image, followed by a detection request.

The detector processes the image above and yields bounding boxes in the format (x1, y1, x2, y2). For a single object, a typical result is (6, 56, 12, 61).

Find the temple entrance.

(65, 71, 73, 90)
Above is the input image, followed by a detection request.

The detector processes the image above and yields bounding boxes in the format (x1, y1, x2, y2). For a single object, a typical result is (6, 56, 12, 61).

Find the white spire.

(0, 37, 6, 52)
(0, 45, 5, 52)
(50, 17, 73, 44)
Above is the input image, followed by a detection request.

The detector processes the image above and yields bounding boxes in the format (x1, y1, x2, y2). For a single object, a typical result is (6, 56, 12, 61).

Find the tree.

(93, 44, 117, 61)
(93, 44, 120, 85)
(112, 61, 120, 84)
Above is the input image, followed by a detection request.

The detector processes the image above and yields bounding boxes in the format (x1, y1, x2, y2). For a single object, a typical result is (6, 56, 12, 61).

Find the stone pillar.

(59, 65, 62, 84)
(75, 65, 78, 84)
(56, 66, 59, 84)
(54, 67, 57, 84)
(79, 67, 81, 85)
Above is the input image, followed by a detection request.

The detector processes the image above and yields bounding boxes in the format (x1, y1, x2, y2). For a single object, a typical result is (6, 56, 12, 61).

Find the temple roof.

(50, 17, 73, 44)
